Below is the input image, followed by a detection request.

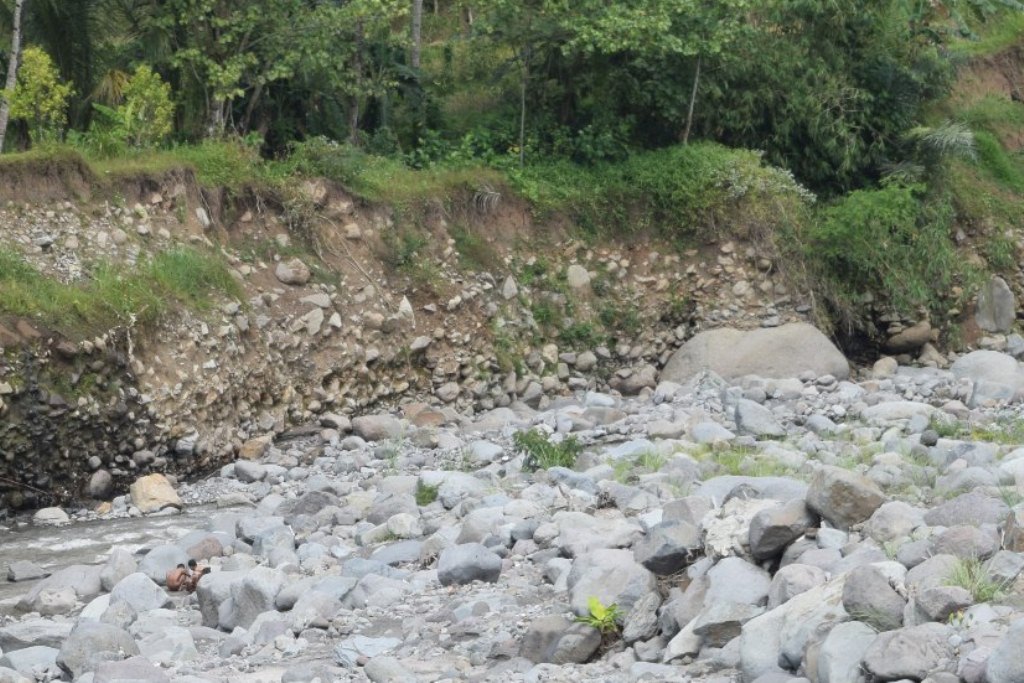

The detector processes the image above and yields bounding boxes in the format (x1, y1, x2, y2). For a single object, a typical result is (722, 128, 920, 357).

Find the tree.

(0, 0, 25, 151)
(8, 45, 72, 143)
(411, 0, 423, 69)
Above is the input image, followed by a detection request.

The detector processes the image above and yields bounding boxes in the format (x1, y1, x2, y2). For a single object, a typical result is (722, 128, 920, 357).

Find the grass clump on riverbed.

(0, 246, 242, 337)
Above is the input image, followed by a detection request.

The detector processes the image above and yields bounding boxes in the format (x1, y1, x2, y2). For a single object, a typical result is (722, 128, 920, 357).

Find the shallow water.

(0, 506, 216, 607)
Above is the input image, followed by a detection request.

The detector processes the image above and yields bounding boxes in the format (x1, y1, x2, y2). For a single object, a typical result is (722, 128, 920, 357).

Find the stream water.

(0, 506, 215, 610)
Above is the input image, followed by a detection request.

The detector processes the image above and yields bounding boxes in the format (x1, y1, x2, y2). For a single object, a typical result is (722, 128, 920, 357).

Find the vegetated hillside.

(1, 2, 1024, 509)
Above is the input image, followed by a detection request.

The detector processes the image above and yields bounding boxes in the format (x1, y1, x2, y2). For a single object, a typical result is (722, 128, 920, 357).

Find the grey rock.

(950, 350, 1023, 407)
(985, 550, 1024, 585)
(0, 646, 57, 677)
(923, 491, 1008, 527)
(693, 601, 764, 647)
(975, 275, 1016, 333)
(138, 545, 189, 585)
(930, 525, 998, 560)
(0, 619, 73, 652)
(334, 635, 401, 668)
(735, 399, 786, 438)
(914, 586, 972, 623)
(806, 465, 886, 530)
(568, 548, 658, 619)
(18, 564, 102, 612)
(109, 573, 171, 612)
(226, 567, 285, 630)
(88, 470, 114, 499)
(437, 543, 502, 586)
(986, 618, 1024, 683)
(622, 591, 662, 644)
(57, 623, 140, 678)
(817, 621, 876, 683)
(632, 520, 701, 575)
(233, 460, 266, 483)
(661, 324, 850, 383)
(6, 560, 46, 583)
(274, 258, 311, 286)
(363, 656, 414, 683)
(352, 414, 404, 441)
(520, 615, 601, 664)
(864, 502, 925, 544)
(748, 500, 818, 561)
(863, 623, 956, 681)
(706, 556, 771, 607)
(767, 564, 827, 609)
(906, 555, 960, 591)
(100, 549, 138, 592)
(93, 656, 171, 683)
(842, 564, 906, 631)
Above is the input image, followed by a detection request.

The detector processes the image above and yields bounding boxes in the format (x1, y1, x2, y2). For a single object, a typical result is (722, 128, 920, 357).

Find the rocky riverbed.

(3, 339, 1024, 683)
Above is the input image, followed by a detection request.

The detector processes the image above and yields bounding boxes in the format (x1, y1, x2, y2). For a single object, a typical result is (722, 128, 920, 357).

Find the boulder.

(100, 549, 138, 591)
(816, 621, 876, 683)
(661, 323, 849, 383)
(226, 567, 285, 630)
(706, 556, 771, 607)
(841, 565, 906, 631)
(861, 623, 956, 681)
(885, 320, 932, 353)
(352, 414, 404, 441)
(567, 548, 658, 619)
(924, 490, 1008, 527)
(138, 545, 189, 585)
(32, 507, 69, 525)
(109, 573, 171, 612)
(437, 543, 502, 586)
(0, 646, 57, 678)
(975, 275, 1017, 333)
(87, 470, 114, 499)
(735, 399, 786, 438)
(950, 350, 1024, 407)
(6, 560, 46, 583)
(274, 258, 311, 286)
(767, 564, 827, 609)
(56, 623, 140, 679)
(128, 474, 182, 514)
(93, 656, 171, 683)
(632, 520, 701, 575)
(806, 466, 886, 530)
(748, 500, 818, 561)
(987, 618, 1024, 683)
(520, 615, 601, 664)
(0, 619, 73, 652)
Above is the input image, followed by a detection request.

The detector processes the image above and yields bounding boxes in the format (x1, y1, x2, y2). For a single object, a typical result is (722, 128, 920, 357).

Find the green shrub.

(802, 183, 968, 328)
(946, 558, 1008, 603)
(8, 46, 73, 144)
(415, 480, 439, 506)
(84, 65, 174, 153)
(514, 429, 583, 471)
(0, 247, 241, 337)
(575, 596, 621, 635)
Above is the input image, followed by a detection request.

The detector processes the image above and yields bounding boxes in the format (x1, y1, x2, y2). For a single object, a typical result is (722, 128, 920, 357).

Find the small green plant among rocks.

(514, 429, 583, 471)
(946, 558, 1008, 603)
(575, 597, 621, 636)
(415, 480, 439, 506)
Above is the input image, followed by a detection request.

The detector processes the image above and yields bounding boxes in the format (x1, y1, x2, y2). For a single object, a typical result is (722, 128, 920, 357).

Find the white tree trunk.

(0, 0, 27, 153)
(411, 0, 423, 70)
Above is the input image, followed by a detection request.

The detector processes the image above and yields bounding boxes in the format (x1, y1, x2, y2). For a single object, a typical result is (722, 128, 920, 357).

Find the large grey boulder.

(767, 564, 827, 609)
(56, 623, 140, 678)
(862, 623, 956, 681)
(567, 548, 658, 619)
(195, 571, 244, 629)
(109, 573, 171, 613)
(5, 561, 46, 583)
(225, 567, 285, 630)
(816, 621, 876, 683)
(138, 545, 189, 585)
(519, 615, 601, 664)
(707, 556, 771, 607)
(632, 520, 701, 575)
(100, 549, 138, 592)
(0, 620, 73, 652)
(924, 490, 1008, 527)
(351, 414, 404, 441)
(842, 565, 906, 631)
(660, 323, 849, 383)
(437, 543, 502, 586)
(0, 646, 58, 677)
(987, 618, 1024, 683)
(749, 500, 818, 561)
(864, 501, 925, 543)
(975, 275, 1017, 333)
(18, 565, 103, 612)
(930, 525, 998, 560)
(806, 466, 886, 530)
(93, 656, 172, 683)
(950, 350, 1024, 406)
(735, 399, 786, 438)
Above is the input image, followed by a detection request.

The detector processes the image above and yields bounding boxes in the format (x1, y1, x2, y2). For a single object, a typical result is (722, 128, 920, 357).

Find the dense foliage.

(0, 0, 1013, 190)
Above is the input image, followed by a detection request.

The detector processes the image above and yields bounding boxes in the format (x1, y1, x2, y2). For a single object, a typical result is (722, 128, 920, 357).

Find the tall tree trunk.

(0, 0, 26, 153)
(350, 21, 365, 145)
(410, 0, 423, 70)
(682, 54, 701, 145)
(518, 60, 527, 167)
